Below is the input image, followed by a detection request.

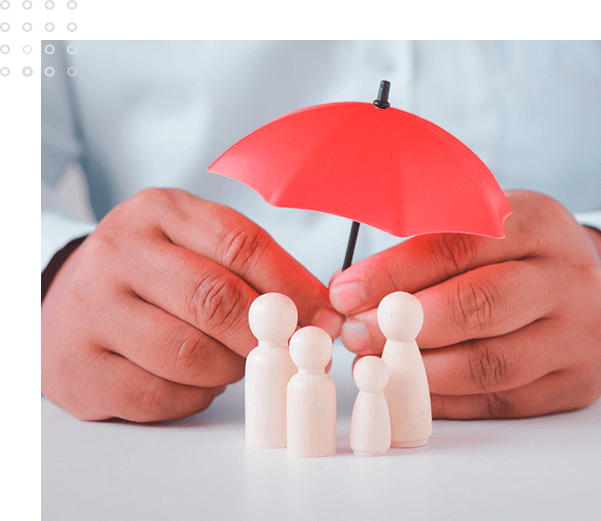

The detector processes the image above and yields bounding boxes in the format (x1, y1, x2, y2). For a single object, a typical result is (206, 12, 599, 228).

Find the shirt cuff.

(42, 211, 96, 272)
(41, 235, 88, 303)
(573, 210, 601, 232)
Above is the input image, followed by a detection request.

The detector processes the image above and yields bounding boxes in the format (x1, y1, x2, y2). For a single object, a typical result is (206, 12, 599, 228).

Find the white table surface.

(42, 342, 601, 521)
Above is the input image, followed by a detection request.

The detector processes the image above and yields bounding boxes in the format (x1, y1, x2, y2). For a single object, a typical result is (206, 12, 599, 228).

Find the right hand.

(42, 188, 343, 422)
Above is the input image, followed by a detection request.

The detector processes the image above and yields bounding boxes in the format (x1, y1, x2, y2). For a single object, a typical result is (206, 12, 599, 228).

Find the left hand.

(329, 191, 601, 419)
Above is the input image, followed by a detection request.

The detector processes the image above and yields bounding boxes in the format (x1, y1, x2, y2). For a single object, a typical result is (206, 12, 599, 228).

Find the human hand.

(330, 191, 601, 418)
(42, 188, 343, 422)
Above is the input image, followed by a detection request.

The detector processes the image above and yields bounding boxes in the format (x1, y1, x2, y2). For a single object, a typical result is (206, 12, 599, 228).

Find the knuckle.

(528, 193, 572, 235)
(186, 272, 250, 335)
(468, 341, 511, 392)
(121, 188, 163, 218)
(577, 381, 601, 409)
(137, 378, 168, 421)
(484, 392, 513, 418)
(586, 261, 601, 285)
(173, 334, 213, 378)
(173, 332, 246, 385)
(575, 260, 601, 291)
(558, 254, 601, 311)
(536, 193, 566, 219)
(97, 188, 170, 236)
(570, 366, 601, 410)
(67, 234, 130, 300)
(216, 223, 270, 277)
(430, 233, 476, 278)
(84, 229, 121, 259)
(122, 187, 180, 224)
(131, 186, 170, 207)
(454, 277, 500, 334)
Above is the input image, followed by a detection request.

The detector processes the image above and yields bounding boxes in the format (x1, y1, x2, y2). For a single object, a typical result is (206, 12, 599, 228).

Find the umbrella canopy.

(208, 81, 512, 272)
(208, 100, 511, 240)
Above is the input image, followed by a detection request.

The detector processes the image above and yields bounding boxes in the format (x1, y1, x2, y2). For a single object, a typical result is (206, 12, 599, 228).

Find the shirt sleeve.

(40, 40, 95, 301)
(42, 42, 96, 272)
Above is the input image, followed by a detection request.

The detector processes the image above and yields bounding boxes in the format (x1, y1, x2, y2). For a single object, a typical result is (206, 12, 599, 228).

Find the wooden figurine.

(349, 356, 391, 456)
(287, 326, 337, 458)
(379, 291, 432, 448)
(245, 292, 298, 448)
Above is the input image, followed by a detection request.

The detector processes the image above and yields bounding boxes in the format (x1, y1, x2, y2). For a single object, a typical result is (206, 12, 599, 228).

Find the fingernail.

(313, 308, 344, 339)
(341, 320, 369, 353)
(330, 283, 364, 313)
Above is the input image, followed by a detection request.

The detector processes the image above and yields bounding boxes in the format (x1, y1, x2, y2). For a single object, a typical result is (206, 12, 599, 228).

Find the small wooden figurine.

(287, 326, 337, 458)
(245, 293, 298, 449)
(349, 356, 392, 456)
(379, 291, 432, 448)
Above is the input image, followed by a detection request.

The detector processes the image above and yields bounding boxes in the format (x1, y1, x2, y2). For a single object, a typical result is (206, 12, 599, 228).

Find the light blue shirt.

(41, 41, 601, 285)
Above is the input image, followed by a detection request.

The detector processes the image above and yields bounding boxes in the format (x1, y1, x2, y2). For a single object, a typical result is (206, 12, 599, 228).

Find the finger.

(80, 349, 217, 422)
(416, 259, 558, 348)
(122, 238, 259, 358)
(329, 191, 573, 316)
(422, 318, 569, 396)
(345, 308, 565, 394)
(147, 189, 343, 337)
(98, 295, 246, 387)
(340, 259, 557, 354)
(430, 368, 594, 419)
(329, 231, 511, 315)
(340, 309, 385, 355)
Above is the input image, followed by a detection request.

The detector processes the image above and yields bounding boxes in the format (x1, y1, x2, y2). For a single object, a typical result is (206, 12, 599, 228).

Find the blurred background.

(42, 41, 601, 282)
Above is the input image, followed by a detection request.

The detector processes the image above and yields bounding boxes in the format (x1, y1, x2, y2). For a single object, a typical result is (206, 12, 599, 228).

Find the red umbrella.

(208, 81, 511, 269)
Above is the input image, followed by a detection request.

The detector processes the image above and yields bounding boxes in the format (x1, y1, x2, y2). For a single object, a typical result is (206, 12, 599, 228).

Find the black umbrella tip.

(374, 80, 391, 109)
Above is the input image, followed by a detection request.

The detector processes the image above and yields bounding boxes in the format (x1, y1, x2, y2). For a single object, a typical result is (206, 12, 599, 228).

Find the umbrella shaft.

(342, 221, 361, 271)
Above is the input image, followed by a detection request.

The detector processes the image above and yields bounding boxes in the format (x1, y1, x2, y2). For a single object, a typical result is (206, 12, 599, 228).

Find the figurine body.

(379, 292, 432, 448)
(350, 356, 391, 456)
(287, 326, 337, 458)
(245, 293, 297, 448)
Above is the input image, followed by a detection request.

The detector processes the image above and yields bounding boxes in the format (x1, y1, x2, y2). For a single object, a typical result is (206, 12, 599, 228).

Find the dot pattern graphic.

(0, 0, 80, 78)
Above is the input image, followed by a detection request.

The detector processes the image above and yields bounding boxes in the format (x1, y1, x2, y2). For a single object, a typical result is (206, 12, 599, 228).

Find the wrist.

(41, 235, 88, 303)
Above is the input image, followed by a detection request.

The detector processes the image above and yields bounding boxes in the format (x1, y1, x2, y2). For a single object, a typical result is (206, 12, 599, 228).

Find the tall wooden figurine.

(379, 291, 432, 448)
(350, 356, 391, 456)
(287, 326, 337, 458)
(246, 293, 298, 448)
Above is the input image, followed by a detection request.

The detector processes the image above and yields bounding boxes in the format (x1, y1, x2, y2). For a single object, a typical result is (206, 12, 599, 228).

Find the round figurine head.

(248, 293, 298, 343)
(353, 356, 389, 393)
(377, 291, 424, 342)
(289, 326, 333, 371)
